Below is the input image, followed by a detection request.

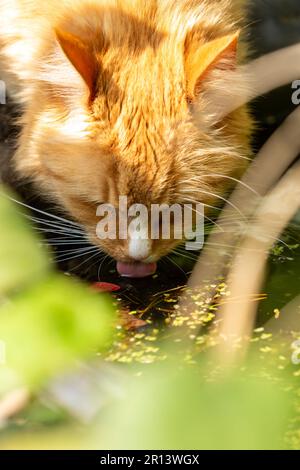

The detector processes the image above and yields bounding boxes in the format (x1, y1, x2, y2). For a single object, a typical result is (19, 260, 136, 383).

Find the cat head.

(15, 2, 250, 277)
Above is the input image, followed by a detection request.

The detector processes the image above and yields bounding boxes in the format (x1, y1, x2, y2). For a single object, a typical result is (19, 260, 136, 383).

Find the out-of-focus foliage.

(0, 193, 50, 293)
(0, 276, 115, 394)
(99, 361, 292, 450)
(0, 359, 295, 450)
(0, 188, 116, 395)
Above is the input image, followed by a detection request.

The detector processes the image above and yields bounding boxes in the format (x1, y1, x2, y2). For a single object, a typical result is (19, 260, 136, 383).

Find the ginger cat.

(0, 0, 252, 277)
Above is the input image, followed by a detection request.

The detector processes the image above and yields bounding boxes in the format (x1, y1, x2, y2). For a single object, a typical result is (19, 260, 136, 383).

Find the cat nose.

(128, 238, 152, 262)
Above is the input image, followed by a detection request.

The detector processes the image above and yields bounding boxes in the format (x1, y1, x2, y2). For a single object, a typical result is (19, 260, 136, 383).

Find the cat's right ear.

(55, 29, 98, 98)
(185, 32, 239, 102)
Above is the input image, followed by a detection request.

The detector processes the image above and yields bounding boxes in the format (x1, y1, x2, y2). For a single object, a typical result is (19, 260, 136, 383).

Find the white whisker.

(44, 240, 91, 246)
(98, 254, 111, 279)
(165, 255, 187, 278)
(189, 174, 259, 196)
(182, 190, 246, 219)
(54, 246, 97, 256)
(69, 250, 104, 273)
(32, 227, 85, 238)
(25, 215, 85, 234)
(7, 196, 81, 228)
(171, 250, 199, 262)
(55, 247, 99, 263)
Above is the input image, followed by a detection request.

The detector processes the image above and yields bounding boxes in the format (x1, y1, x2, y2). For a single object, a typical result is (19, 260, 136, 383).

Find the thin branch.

(215, 162, 300, 364)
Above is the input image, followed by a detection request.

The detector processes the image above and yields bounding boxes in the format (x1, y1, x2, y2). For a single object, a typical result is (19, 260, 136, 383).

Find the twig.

(215, 162, 300, 364)
(0, 388, 30, 423)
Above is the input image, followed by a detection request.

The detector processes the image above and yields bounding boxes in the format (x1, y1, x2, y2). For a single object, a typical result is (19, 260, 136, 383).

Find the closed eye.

(75, 195, 106, 206)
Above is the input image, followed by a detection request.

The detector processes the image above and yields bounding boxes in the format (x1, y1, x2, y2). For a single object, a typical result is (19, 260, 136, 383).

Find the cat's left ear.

(185, 32, 239, 101)
(55, 29, 98, 97)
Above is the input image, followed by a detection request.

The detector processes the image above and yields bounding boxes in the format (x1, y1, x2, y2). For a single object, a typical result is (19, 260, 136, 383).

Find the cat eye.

(76, 195, 105, 206)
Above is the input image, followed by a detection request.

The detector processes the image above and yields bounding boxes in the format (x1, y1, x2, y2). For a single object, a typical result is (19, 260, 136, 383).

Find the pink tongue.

(117, 262, 157, 278)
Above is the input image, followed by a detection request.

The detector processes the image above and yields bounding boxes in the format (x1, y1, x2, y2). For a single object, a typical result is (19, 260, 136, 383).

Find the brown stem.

(215, 162, 300, 364)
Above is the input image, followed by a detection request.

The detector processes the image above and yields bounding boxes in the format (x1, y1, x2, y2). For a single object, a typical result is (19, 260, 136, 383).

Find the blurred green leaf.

(0, 275, 116, 393)
(100, 361, 291, 450)
(0, 190, 50, 294)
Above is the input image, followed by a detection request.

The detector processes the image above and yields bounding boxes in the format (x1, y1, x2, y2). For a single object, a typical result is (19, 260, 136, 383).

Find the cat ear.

(55, 29, 98, 97)
(185, 32, 239, 100)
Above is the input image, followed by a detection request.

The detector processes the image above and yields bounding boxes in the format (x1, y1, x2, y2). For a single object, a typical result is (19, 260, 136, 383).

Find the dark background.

(248, 0, 300, 146)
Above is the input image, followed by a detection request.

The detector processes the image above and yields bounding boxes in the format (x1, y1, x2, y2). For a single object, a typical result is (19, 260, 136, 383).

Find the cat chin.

(116, 261, 157, 278)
